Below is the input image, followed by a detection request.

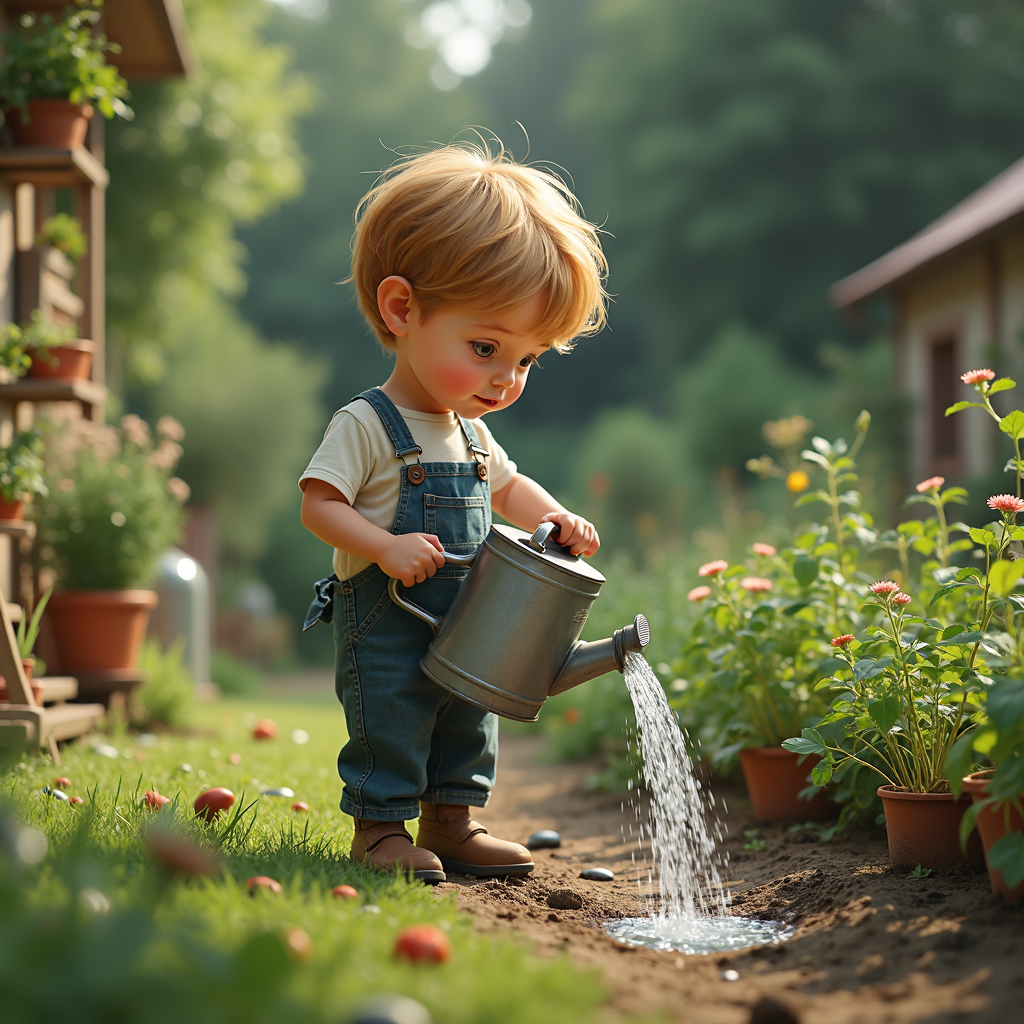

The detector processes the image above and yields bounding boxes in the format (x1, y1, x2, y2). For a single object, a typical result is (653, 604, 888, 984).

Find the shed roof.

(3, 0, 195, 79)
(830, 154, 1024, 310)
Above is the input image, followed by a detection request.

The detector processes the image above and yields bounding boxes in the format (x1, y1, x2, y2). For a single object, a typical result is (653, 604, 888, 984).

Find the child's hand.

(540, 512, 600, 557)
(379, 533, 446, 587)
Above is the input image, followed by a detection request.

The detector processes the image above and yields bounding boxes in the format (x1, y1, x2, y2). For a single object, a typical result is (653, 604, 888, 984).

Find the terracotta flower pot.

(0, 661, 43, 704)
(28, 340, 94, 381)
(46, 590, 159, 673)
(740, 746, 833, 822)
(962, 771, 1024, 902)
(877, 785, 985, 871)
(8, 99, 94, 148)
(0, 496, 25, 521)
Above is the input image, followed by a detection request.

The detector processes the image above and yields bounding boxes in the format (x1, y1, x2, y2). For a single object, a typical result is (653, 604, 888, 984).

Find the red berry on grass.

(253, 719, 277, 740)
(332, 884, 358, 900)
(194, 787, 235, 822)
(291, 801, 308, 813)
(144, 790, 170, 809)
(394, 924, 451, 964)
(55, 776, 72, 788)
(247, 875, 282, 896)
(283, 927, 313, 960)
(69, 796, 84, 805)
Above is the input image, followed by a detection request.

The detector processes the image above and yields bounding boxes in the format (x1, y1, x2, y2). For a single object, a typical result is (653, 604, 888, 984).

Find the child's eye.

(471, 342, 496, 358)
(519, 355, 540, 368)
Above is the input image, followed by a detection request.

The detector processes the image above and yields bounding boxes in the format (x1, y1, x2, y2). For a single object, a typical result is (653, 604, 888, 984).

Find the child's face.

(398, 289, 552, 419)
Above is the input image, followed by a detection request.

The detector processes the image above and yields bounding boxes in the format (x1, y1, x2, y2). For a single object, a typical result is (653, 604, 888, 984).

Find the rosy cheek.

(432, 362, 481, 394)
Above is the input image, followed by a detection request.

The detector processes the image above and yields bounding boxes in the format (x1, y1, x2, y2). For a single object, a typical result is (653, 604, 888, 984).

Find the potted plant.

(0, 429, 47, 521)
(0, 2, 131, 148)
(32, 409, 189, 673)
(0, 584, 51, 705)
(4, 310, 93, 381)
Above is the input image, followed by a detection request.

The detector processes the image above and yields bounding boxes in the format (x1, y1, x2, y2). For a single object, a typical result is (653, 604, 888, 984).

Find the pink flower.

(156, 416, 185, 442)
(961, 368, 995, 385)
(167, 477, 191, 503)
(120, 414, 151, 448)
(752, 543, 777, 557)
(830, 634, 855, 647)
(893, 592, 912, 606)
(915, 476, 944, 493)
(698, 560, 728, 578)
(869, 581, 901, 596)
(687, 585, 712, 602)
(151, 441, 183, 471)
(987, 494, 1024, 515)
(741, 577, 773, 593)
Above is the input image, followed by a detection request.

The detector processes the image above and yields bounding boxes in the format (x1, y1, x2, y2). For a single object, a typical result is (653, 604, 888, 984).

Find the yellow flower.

(786, 470, 810, 493)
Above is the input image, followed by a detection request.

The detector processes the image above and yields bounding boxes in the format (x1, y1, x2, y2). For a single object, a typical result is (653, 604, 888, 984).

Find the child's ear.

(377, 276, 415, 337)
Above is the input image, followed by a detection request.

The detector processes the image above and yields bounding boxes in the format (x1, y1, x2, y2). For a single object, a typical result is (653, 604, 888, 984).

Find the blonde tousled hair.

(350, 141, 608, 352)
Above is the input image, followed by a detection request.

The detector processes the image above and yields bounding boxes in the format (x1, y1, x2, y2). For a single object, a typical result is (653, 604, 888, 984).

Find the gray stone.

(580, 867, 614, 881)
(721, 969, 740, 982)
(347, 995, 432, 1024)
(546, 887, 584, 910)
(260, 787, 295, 798)
(47, 788, 69, 802)
(527, 829, 561, 849)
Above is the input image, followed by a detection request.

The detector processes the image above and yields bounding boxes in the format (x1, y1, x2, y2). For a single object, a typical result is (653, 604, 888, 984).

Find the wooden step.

(36, 676, 78, 704)
(42, 702, 104, 742)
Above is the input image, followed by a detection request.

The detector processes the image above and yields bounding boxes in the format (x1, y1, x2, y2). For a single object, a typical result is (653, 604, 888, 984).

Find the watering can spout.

(548, 614, 650, 697)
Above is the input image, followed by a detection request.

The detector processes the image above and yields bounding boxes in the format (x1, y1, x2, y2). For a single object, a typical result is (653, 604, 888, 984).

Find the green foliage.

(135, 639, 195, 729)
(146, 289, 325, 564)
(16, 585, 52, 661)
(0, 2, 130, 118)
(105, 0, 312, 381)
(569, 0, 1024, 361)
(0, 312, 76, 380)
(0, 700, 615, 1024)
(36, 214, 86, 261)
(0, 430, 46, 504)
(212, 649, 264, 696)
(33, 412, 187, 590)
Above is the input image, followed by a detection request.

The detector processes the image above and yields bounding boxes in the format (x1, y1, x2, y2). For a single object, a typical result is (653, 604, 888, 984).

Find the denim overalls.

(304, 388, 498, 822)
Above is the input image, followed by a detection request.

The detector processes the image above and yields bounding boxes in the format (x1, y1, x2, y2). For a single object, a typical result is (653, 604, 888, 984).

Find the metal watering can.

(388, 521, 649, 722)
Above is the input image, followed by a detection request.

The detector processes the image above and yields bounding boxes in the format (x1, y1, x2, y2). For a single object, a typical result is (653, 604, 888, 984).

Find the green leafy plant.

(0, 430, 47, 505)
(0, 2, 130, 120)
(742, 829, 767, 852)
(36, 213, 86, 261)
(134, 638, 194, 729)
(0, 309, 78, 379)
(907, 864, 933, 880)
(16, 585, 52, 662)
(33, 410, 188, 590)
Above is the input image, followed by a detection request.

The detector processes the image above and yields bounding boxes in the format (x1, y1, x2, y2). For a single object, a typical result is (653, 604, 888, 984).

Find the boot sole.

(439, 858, 534, 878)
(412, 869, 447, 884)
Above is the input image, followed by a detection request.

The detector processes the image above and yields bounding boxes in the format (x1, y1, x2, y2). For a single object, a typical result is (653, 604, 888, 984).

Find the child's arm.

(300, 478, 445, 587)
(491, 473, 600, 557)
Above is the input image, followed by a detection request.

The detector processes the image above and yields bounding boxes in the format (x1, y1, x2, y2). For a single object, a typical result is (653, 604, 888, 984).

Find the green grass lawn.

(0, 699, 628, 1024)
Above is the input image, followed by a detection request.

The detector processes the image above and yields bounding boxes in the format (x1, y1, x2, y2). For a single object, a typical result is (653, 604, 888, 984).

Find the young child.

(299, 142, 607, 882)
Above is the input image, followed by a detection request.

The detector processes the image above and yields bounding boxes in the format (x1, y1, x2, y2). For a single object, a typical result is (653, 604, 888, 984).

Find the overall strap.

(457, 415, 490, 462)
(352, 388, 422, 465)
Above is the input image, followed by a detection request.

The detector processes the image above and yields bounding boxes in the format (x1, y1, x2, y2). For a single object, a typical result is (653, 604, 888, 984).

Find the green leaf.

(1000, 409, 1024, 440)
(987, 677, 1024, 732)
(969, 527, 997, 546)
(958, 800, 981, 849)
(988, 832, 1024, 888)
(945, 401, 983, 415)
(989, 378, 1017, 394)
(810, 756, 835, 786)
(944, 731, 976, 796)
(931, 631, 982, 647)
(989, 559, 1024, 597)
(794, 490, 830, 507)
(868, 695, 900, 733)
(854, 656, 891, 680)
(782, 728, 827, 756)
(792, 554, 819, 588)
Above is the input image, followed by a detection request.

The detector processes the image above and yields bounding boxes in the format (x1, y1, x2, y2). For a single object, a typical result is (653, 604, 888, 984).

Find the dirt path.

(437, 733, 1023, 1024)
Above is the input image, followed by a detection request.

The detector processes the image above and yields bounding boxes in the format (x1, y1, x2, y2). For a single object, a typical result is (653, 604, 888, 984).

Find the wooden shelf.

(0, 520, 35, 540)
(0, 378, 106, 406)
(0, 146, 108, 189)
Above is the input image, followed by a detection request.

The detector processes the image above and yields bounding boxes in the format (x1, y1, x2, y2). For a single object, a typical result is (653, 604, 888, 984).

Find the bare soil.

(436, 733, 1023, 1024)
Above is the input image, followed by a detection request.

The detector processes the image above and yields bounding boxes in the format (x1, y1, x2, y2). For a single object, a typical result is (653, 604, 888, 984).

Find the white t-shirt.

(299, 398, 517, 580)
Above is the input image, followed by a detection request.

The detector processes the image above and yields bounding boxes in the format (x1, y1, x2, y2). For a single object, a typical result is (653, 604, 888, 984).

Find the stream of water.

(602, 652, 790, 954)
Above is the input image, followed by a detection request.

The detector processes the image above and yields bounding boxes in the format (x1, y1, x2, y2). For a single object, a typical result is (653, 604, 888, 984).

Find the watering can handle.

(387, 549, 477, 634)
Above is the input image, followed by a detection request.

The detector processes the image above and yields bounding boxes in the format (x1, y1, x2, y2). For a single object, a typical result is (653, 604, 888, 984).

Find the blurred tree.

(106, 0, 312, 386)
(569, 0, 1024, 365)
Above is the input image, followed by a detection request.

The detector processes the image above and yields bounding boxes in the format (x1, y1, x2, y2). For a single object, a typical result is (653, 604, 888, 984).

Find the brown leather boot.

(415, 801, 534, 878)
(351, 819, 446, 883)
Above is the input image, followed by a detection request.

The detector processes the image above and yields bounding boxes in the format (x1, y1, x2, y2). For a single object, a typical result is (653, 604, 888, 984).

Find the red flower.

(830, 634, 855, 647)
(893, 592, 912, 606)
(687, 585, 712, 602)
(741, 577, 773, 593)
(961, 368, 995, 385)
(987, 494, 1024, 515)
(915, 476, 944, 493)
(869, 581, 901, 596)
(698, 559, 728, 578)
(752, 543, 777, 557)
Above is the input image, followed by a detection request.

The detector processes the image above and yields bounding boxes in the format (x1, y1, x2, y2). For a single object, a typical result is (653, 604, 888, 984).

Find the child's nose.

(491, 364, 516, 389)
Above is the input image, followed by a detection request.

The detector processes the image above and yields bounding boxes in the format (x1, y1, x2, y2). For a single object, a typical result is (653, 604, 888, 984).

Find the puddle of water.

(604, 914, 791, 955)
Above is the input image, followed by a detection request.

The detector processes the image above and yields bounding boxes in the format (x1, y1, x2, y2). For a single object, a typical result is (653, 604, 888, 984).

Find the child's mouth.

(475, 396, 499, 408)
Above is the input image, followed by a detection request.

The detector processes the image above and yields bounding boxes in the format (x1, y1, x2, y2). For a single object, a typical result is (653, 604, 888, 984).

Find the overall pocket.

(424, 493, 487, 553)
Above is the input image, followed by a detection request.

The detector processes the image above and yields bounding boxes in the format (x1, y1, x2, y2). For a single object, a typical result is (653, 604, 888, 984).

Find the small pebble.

(138, 733, 159, 747)
(580, 867, 614, 881)
(179, 763, 192, 773)
(49, 789, 69, 802)
(261, 787, 295, 798)
(291, 728, 309, 745)
(79, 888, 110, 913)
(229, 753, 242, 764)
(546, 888, 584, 910)
(527, 829, 561, 850)
(358, 904, 381, 914)
(721, 969, 740, 982)
(94, 743, 119, 760)
(348, 995, 432, 1024)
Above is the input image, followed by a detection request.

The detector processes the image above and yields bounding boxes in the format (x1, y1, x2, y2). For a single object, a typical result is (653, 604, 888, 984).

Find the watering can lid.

(490, 524, 607, 584)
